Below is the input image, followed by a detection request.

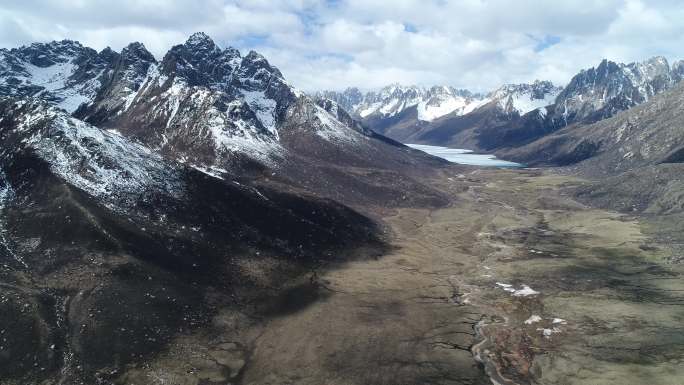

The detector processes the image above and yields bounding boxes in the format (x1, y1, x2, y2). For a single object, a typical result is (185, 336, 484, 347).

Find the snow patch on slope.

(5, 60, 102, 113)
(0, 170, 26, 267)
(205, 104, 283, 165)
(498, 90, 558, 115)
(314, 105, 360, 142)
(416, 96, 491, 121)
(241, 90, 278, 136)
(24, 108, 184, 210)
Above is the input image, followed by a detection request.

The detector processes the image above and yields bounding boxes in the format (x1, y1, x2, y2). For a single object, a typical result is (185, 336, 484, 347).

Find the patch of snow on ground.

(359, 102, 382, 118)
(496, 282, 540, 296)
(417, 97, 465, 121)
(207, 110, 283, 166)
(537, 327, 562, 338)
(524, 315, 543, 324)
(538, 106, 548, 118)
(164, 79, 186, 128)
(190, 165, 227, 180)
(493, 85, 559, 116)
(508, 91, 556, 115)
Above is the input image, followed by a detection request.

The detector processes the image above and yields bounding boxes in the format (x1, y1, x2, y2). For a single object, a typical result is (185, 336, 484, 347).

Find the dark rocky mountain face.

(489, 57, 684, 162)
(502, 81, 684, 171)
(75, 32, 296, 170)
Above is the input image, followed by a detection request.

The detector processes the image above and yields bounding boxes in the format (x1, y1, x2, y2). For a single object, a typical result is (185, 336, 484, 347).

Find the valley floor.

(121, 168, 684, 385)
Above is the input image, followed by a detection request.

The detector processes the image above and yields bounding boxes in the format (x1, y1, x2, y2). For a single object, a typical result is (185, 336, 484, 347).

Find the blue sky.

(1, 0, 683, 92)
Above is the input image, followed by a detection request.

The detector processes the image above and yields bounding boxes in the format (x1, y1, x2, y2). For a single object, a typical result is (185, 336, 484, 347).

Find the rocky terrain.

(1, 33, 683, 385)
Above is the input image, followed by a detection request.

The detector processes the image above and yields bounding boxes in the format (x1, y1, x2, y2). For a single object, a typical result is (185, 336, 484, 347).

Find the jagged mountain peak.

(0, 35, 410, 176)
(491, 80, 559, 95)
(550, 55, 683, 128)
(121, 42, 157, 63)
(157, 33, 247, 89)
(240, 50, 283, 80)
(3, 39, 94, 67)
(0, 40, 109, 113)
(185, 31, 216, 48)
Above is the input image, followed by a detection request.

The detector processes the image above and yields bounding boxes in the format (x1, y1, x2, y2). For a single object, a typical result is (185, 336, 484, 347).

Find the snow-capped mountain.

(489, 80, 561, 116)
(0, 95, 393, 385)
(320, 85, 488, 122)
(0, 33, 403, 175)
(374, 56, 684, 152)
(0, 33, 447, 208)
(320, 81, 561, 145)
(549, 56, 684, 128)
(321, 81, 561, 125)
(501, 80, 684, 171)
(76, 32, 372, 169)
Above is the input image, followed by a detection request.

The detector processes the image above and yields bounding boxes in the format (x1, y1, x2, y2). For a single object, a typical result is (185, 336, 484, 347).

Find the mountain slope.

(0, 34, 457, 385)
(400, 81, 561, 148)
(500, 81, 684, 213)
(0, 97, 390, 384)
(0, 34, 449, 207)
(502, 81, 684, 170)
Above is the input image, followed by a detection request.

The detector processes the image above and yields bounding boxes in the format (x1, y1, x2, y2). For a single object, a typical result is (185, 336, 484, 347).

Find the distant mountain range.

(319, 81, 561, 143)
(318, 55, 684, 216)
(320, 56, 684, 152)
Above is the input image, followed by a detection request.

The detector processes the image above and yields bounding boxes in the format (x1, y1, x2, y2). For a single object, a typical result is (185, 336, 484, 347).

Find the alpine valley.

(1, 33, 683, 385)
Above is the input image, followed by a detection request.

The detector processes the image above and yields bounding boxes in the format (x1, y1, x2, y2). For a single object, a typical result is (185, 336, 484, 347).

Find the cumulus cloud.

(1, 0, 683, 92)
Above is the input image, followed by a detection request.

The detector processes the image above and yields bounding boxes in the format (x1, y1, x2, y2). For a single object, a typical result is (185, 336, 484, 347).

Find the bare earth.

(119, 168, 684, 385)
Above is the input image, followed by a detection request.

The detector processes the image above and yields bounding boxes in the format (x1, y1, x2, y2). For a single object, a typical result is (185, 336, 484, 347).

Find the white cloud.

(1, 0, 683, 92)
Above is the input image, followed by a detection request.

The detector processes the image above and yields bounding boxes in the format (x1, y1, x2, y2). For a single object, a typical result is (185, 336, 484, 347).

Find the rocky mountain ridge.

(321, 80, 563, 124)
(0, 33, 444, 186)
(319, 84, 487, 122)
